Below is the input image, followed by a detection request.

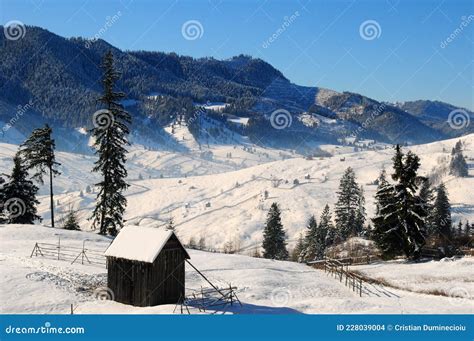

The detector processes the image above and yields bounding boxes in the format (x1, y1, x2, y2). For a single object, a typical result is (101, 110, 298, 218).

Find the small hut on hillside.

(104, 226, 190, 307)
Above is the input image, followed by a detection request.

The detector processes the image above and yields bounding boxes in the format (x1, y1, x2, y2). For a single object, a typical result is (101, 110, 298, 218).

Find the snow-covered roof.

(104, 226, 189, 263)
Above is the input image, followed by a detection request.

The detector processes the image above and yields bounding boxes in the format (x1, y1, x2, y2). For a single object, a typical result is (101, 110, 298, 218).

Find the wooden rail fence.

(308, 258, 365, 297)
(30, 239, 106, 267)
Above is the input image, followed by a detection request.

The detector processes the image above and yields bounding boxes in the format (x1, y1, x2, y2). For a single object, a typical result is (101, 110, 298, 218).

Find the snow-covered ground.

(1, 134, 473, 252)
(1, 225, 472, 314)
(350, 258, 474, 299)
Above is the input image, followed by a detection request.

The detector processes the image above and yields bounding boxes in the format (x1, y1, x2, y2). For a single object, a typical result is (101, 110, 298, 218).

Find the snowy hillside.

(1, 225, 472, 314)
(1, 134, 473, 251)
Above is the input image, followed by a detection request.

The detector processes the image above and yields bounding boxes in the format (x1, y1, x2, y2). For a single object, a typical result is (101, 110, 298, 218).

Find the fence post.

(57, 236, 61, 260)
(359, 278, 362, 297)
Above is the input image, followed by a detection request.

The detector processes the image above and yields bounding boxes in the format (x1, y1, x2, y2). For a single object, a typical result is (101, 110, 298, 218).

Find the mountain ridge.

(1, 25, 472, 151)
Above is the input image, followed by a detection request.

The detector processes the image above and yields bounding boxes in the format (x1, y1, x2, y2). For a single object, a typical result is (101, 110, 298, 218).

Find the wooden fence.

(308, 258, 365, 297)
(30, 239, 106, 267)
(325, 254, 380, 266)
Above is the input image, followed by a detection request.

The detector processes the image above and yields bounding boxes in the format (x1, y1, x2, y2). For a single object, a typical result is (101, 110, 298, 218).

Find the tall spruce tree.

(1, 155, 41, 224)
(262, 202, 289, 260)
(449, 150, 468, 177)
(91, 51, 131, 236)
(319, 204, 334, 250)
(432, 183, 453, 253)
(372, 168, 403, 258)
(335, 167, 364, 240)
(19, 124, 60, 227)
(372, 145, 426, 259)
(301, 215, 319, 261)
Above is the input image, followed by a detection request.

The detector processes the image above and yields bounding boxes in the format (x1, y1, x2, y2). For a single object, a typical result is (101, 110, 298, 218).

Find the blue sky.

(2, 0, 473, 110)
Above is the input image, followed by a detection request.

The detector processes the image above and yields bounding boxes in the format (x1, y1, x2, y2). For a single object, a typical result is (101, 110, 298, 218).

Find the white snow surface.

(350, 258, 474, 298)
(104, 226, 188, 262)
(1, 225, 473, 314)
(1, 134, 473, 251)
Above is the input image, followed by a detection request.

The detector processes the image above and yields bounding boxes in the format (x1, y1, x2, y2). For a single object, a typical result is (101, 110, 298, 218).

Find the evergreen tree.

(456, 221, 464, 238)
(292, 233, 305, 262)
(318, 203, 334, 251)
(91, 51, 131, 236)
(325, 226, 336, 248)
(419, 178, 435, 236)
(432, 183, 453, 253)
(166, 217, 175, 230)
(19, 124, 61, 227)
(0, 175, 6, 224)
(63, 206, 80, 230)
(334, 167, 364, 240)
(372, 146, 427, 259)
(262, 202, 289, 260)
(354, 186, 366, 236)
(1, 155, 41, 224)
(301, 215, 318, 261)
(449, 150, 468, 177)
(372, 168, 403, 258)
(465, 221, 472, 238)
(454, 140, 462, 154)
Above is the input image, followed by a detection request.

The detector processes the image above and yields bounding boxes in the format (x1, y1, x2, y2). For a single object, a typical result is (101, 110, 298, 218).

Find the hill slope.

(1, 25, 469, 150)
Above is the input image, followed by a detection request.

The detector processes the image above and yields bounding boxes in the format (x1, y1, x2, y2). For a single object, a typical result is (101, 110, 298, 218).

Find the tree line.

(261, 143, 472, 262)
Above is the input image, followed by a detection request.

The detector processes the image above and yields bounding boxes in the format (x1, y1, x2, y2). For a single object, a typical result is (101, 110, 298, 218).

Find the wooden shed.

(104, 226, 190, 307)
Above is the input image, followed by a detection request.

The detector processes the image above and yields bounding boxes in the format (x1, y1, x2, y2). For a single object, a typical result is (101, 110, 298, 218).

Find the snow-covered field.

(350, 258, 474, 299)
(1, 225, 473, 314)
(1, 134, 473, 251)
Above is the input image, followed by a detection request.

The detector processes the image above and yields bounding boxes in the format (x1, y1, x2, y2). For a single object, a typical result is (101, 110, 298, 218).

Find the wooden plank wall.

(107, 237, 187, 306)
